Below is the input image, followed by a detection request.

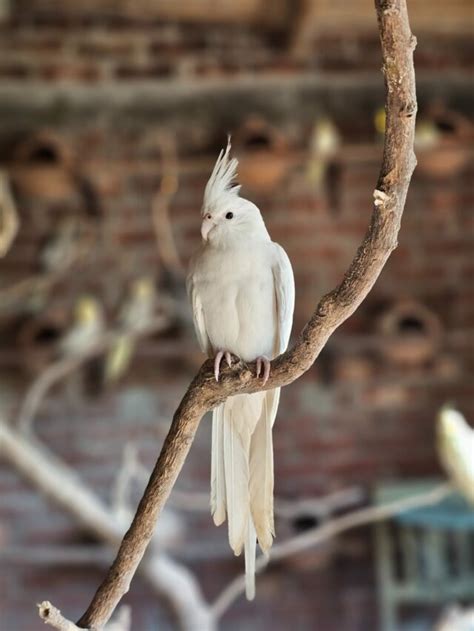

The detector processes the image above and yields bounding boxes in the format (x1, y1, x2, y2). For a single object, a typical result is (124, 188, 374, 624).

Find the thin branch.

(38, 602, 81, 631)
(0, 170, 19, 257)
(35, 2, 418, 628)
(151, 133, 183, 276)
(16, 316, 169, 434)
(38, 603, 131, 631)
(274, 486, 364, 520)
(211, 483, 452, 619)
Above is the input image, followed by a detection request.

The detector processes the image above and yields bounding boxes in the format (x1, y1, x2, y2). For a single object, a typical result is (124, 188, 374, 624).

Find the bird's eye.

(206, 213, 212, 220)
(225, 212, 233, 220)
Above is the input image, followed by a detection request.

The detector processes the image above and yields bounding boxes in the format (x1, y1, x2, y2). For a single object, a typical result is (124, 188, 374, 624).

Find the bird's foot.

(256, 356, 271, 386)
(214, 350, 233, 381)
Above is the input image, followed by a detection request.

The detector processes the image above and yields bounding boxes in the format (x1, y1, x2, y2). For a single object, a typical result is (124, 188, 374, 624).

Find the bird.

(58, 295, 105, 397)
(105, 276, 160, 383)
(59, 295, 105, 358)
(187, 138, 295, 599)
(437, 406, 474, 505)
(39, 217, 81, 273)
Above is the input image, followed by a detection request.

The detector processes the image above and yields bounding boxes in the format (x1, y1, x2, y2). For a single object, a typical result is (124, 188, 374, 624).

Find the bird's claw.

(214, 350, 232, 381)
(256, 356, 271, 386)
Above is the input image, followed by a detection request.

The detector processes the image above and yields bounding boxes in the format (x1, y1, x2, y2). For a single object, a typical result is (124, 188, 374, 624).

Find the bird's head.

(131, 277, 155, 302)
(74, 296, 101, 325)
(200, 138, 269, 245)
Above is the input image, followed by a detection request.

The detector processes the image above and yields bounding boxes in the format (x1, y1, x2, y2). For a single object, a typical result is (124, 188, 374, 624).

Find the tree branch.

(36, 2, 417, 628)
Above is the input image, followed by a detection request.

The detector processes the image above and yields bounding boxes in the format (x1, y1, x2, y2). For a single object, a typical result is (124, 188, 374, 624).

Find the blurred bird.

(105, 277, 157, 383)
(39, 217, 80, 273)
(306, 116, 341, 189)
(187, 139, 295, 599)
(374, 106, 386, 140)
(59, 295, 105, 358)
(415, 118, 441, 150)
(437, 406, 474, 504)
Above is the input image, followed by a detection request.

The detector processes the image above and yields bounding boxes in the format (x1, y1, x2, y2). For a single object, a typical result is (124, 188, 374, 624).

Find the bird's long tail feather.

(211, 389, 279, 599)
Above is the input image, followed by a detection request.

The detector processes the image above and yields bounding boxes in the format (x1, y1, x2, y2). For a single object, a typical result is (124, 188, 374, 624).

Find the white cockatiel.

(187, 139, 295, 599)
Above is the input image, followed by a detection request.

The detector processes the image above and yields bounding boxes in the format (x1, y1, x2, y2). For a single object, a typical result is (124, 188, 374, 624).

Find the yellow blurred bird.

(59, 295, 105, 357)
(105, 277, 157, 383)
(307, 116, 341, 189)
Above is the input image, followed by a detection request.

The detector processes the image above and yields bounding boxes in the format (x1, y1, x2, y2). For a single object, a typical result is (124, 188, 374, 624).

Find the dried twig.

(151, 133, 183, 275)
(274, 486, 364, 520)
(0, 170, 19, 257)
(36, 2, 417, 628)
(38, 602, 81, 631)
(38, 602, 131, 631)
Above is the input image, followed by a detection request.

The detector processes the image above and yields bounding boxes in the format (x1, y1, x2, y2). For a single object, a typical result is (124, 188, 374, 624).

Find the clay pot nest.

(17, 309, 67, 375)
(233, 117, 290, 193)
(377, 300, 442, 367)
(11, 131, 79, 202)
(415, 106, 473, 179)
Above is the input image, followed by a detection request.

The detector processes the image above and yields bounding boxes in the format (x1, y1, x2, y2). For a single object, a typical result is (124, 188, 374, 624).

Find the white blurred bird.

(437, 406, 474, 505)
(40, 217, 81, 273)
(60, 295, 105, 357)
(187, 139, 295, 599)
(105, 277, 157, 383)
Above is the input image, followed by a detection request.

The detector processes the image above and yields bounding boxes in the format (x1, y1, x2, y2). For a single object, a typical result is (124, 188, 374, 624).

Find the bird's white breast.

(192, 243, 277, 362)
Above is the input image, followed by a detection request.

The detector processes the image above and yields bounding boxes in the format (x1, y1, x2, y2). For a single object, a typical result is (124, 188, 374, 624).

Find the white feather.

(249, 388, 280, 552)
(203, 136, 241, 214)
(211, 404, 226, 525)
(244, 516, 257, 600)
(223, 397, 251, 555)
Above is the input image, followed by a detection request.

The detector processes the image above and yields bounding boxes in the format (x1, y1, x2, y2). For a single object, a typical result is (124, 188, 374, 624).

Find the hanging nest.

(16, 308, 68, 376)
(376, 299, 442, 367)
(233, 117, 291, 193)
(415, 105, 473, 179)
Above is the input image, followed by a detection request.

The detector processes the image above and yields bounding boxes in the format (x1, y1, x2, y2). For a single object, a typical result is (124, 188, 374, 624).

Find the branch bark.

(39, 2, 417, 628)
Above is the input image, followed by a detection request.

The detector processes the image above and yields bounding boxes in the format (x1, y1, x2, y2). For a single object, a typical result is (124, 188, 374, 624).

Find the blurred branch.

(16, 315, 169, 434)
(0, 420, 213, 631)
(38, 602, 82, 631)
(211, 483, 452, 618)
(0, 221, 95, 316)
(39, 2, 418, 628)
(275, 486, 364, 520)
(151, 133, 183, 276)
(0, 170, 19, 257)
(38, 603, 131, 631)
(434, 605, 474, 631)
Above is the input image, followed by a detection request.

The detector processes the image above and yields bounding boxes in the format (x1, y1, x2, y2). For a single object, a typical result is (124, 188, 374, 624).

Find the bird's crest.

(202, 136, 241, 215)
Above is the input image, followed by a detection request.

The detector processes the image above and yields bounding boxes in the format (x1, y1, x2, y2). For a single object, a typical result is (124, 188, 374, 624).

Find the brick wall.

(0, 3, 473, 630)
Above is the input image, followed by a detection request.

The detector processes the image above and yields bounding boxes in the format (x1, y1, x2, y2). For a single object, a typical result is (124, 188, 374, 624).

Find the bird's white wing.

(272, 243, 295, 355)
(186, 270, 211, 356)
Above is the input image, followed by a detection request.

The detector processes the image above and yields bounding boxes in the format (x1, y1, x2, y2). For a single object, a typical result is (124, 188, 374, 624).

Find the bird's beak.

(201, 216, 216, 241)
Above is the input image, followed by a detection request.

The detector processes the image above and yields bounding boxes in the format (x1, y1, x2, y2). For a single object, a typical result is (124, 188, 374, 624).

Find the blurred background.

(0, 1, 473, 630)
